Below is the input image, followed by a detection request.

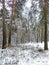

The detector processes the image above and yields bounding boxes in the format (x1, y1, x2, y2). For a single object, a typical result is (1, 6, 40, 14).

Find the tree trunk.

(37, 33, 38, 43)
(44, 0, 48, 50)
(41, 27, 43, 43)
(2, 0, 6, 49)
(8, 0, 14, 47)
(8, 20, 12, 46)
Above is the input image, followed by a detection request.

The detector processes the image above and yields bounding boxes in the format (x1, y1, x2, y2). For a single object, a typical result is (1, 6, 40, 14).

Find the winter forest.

(0, 0, 49, 65)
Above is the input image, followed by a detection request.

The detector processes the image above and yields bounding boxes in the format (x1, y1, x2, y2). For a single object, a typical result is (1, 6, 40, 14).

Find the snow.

(0, 42, 49, 65)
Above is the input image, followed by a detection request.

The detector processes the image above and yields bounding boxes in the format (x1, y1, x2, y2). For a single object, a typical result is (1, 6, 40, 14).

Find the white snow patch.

(0, 42, 49, 65)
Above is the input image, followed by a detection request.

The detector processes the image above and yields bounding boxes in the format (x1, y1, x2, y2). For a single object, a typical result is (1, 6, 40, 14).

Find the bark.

(41, 27, 43, 43)
(37, 32, 38, 43)
(8, 20, 12, 46)
(8, 0, 14, 46)
(2, 0, 6, 49)
(44, 0, 48, 50)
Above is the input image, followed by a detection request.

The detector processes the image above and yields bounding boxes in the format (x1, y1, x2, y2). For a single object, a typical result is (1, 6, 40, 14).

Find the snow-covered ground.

(0, 42, 49, 65)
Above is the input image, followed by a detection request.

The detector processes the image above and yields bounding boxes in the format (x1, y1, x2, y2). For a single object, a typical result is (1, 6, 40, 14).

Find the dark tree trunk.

(2, 0, 6, 49)
(8, 20, 12, 46)
(41, 27, 43, 43)
(37, 33, 38, 43)
(44, 19, 48, 50)
(8, 0, 14, 47)
(44, 0, 48, 50)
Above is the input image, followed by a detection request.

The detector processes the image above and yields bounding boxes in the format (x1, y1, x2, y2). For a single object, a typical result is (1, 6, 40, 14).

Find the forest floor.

(0, 42, 49, 65)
